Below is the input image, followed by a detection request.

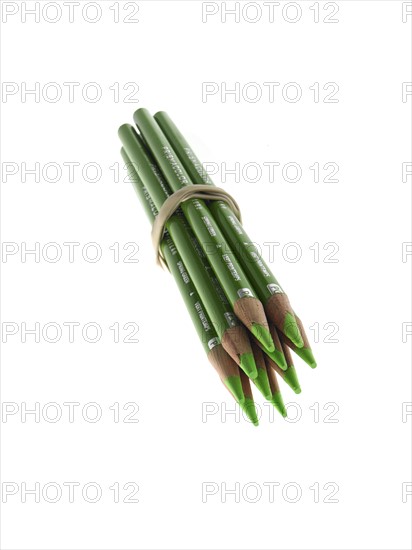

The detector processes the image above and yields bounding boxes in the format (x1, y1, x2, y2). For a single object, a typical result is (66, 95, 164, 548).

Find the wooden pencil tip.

(233, 297, 274, 351)
(240, 353, 258, 380)
(240, 398, 259, 426)
(283, 312, 304, 348)
(251, 323, 274, 352)
(253, 368, 272, 400)
(270, 391, 288, 418)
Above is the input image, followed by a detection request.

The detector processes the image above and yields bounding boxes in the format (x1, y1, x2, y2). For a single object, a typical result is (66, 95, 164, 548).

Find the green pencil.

(239, 370, 259, 427)
(122, 139, 284, 399)
(121, 148, 246, 404)
(266, 326, 302, 394)
(132, 108, 275, 354)
(279, 314, 317, 369)
(153, 111, 306, 350)
(119, 125, 260, 379)
(116, 107, 321, 426)
(251, 340, 286, 417)
(265, 357, 287, 417)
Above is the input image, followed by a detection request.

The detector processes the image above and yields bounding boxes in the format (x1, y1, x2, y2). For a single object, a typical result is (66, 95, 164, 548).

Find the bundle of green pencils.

(118, 109, 316, 426)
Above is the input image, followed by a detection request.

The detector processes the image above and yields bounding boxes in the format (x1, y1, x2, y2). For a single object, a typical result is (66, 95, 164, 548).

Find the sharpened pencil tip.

(224, 376, 245, 404)
(240, 352, 258, 380)
(271, 348, 288, 371)
(270, 391, 287, 417)
(297, 348, 317, 369)
(251, 323, 274, 353)
(283, 313, 304, 348)
(279, 364, 302, 394)
(240, 398, 259, 426)
(253, 368, 272, 400)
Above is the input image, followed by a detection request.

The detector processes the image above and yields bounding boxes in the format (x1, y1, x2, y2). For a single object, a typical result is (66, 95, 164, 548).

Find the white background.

(1, 1, 411, 549)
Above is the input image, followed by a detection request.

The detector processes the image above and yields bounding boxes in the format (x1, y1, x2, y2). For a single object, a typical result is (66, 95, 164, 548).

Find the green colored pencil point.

(253, 368, 272, 400)
(295, 347, 317, 369)
(224, 376, 245, 404)
(285, 365, 302, 393)
(240, 398, 259, 426)
(251, 323, 274, 353)
(283, 312, 304, 348)
(270, 348, 288, 371)
(281, 364, 302, 394)
(240, 352, 258, 380)
(270, 391, 287, 417)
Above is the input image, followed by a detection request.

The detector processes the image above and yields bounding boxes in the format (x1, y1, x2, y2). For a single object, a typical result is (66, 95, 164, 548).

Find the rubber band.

(151, 185, 242, 269)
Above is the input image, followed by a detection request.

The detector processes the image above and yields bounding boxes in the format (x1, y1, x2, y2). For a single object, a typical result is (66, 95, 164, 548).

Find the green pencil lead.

(224, 375, 246, 404)
(270, 348, 287, 371)
(240, 398, 259, 426)
(294, 347, 317, 369)
(270, 391, 287, 417)
(283, 312, 304, 348)
(253, 368, 272, 400)
(283, 365, 302, 393)
(239, 352, 258, 380)
(251, 323, 274, 353)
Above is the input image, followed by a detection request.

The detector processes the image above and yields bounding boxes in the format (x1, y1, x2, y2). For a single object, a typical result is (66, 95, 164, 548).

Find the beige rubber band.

(151, 184, 242, 269)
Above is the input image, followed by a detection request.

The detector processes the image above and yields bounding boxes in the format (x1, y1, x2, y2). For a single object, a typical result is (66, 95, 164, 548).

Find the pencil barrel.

(154, 110, 283, 305)
(133, 108, 261, 306)
(120, 127, 242, 342)
(122, 149, 219, 356)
